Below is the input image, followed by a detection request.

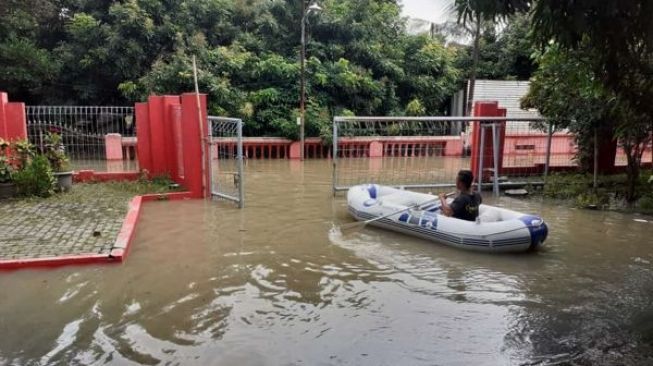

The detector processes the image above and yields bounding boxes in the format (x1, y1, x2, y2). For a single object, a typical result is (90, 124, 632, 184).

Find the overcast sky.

(400, 0, 455, 24)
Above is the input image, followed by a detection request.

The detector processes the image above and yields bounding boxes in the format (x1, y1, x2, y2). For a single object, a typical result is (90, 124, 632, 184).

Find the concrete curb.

(0, 191, 192, 271)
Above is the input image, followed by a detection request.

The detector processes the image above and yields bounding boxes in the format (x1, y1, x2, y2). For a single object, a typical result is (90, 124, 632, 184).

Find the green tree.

(462, 0, 653, 201)
(521, 45, 617, 174)
(454, 13, 536, 81)
(451, 0, 529, 115)
(125, 0, 461, 138)
(0, 0, 60, 102)
(0, 0, 462, 139)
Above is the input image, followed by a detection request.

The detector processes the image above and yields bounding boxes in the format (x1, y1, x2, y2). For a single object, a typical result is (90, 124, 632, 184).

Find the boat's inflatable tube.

(347, 184, 548, 253)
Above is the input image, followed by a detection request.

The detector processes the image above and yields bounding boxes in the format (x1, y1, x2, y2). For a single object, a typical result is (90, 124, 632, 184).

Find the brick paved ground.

(0, 183, 151, 260)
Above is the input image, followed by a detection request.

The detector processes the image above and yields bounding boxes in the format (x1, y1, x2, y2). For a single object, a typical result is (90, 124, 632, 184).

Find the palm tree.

(450, 0, 527, 115)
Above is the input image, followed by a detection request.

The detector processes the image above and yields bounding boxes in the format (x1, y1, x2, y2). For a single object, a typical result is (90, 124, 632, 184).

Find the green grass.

(101, 175, 184, 196)
(9, 176, 183, 208)
(538, 171, 653, 213)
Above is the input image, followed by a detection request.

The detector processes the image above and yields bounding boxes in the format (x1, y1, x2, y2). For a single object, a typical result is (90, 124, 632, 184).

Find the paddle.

(341, 191, 456, 233)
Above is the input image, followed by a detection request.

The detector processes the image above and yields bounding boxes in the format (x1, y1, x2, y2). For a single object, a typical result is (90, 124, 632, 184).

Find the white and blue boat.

(347, 184, 548, 253)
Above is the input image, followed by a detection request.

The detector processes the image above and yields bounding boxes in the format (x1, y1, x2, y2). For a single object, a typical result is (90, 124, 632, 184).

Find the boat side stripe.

(348, 207, 529, 248)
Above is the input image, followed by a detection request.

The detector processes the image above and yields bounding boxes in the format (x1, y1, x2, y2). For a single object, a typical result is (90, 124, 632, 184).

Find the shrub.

(11, 139, 35, 169)
(0, 156, 12, 183)
(575, 191, 610, 208)
(639, 195, 653, 212)
(42, 133, 70, 172)
(13, 155, 55, 197)
(0, 138, 13, 183)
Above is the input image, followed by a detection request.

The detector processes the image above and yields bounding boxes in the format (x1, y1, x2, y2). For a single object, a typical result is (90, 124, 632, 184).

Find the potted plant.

(0, 138, 16, 199)
(43, 133, 73, 192)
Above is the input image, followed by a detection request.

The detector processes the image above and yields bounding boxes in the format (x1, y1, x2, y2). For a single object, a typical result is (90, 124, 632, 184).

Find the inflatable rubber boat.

(347, 184, 548, 253)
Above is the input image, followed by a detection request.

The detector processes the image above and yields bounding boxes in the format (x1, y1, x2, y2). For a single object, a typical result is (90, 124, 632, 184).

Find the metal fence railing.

(331, 116, 575, 195)
(208, 116, 244, 208)
(25, 106, 136, 171)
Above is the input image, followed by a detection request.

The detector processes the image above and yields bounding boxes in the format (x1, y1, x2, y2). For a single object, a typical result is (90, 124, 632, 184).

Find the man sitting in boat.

(439, 170, 482, 221)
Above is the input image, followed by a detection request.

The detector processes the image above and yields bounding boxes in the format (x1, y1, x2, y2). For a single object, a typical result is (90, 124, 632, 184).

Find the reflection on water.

(2, 159, 653, 365)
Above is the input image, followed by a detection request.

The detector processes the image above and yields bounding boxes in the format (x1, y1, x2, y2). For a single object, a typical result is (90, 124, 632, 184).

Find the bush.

(13, 155, 55, 197)
(575, 191, 610, 208)
(0, 156, 12, 183)
(0, 138, 13, 183)
(42, 133, 71, 172)
(639, 195, 653, 212)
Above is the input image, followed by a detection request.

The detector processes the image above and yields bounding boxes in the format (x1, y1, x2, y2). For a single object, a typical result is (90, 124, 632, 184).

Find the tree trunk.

(465, 15, 482, 116)
(593, 128, 598, 190)
(578, 124, 617, 174)
(624, 144, 640, 203)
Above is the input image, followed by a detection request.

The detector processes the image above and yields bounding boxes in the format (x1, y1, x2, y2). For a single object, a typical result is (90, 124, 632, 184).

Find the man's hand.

(439, 193, 453, 217)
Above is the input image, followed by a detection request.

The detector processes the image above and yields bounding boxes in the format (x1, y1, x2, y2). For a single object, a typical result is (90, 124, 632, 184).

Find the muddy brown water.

(2, 159, 653, 365)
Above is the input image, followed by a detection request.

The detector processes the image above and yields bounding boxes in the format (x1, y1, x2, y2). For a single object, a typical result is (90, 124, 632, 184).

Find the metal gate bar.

(332, 116, 552, 195)
(25, 105, 135, 171)
(208, 116, 244, 208)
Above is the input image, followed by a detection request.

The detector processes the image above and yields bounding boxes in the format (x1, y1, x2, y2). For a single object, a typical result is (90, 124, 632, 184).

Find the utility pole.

(299, 1, 322, 160)
(300, 0, 306, 160)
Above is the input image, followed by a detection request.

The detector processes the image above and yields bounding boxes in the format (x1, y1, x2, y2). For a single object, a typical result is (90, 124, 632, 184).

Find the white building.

(452, 79, 540, 118)
(451, 79, 543, 136)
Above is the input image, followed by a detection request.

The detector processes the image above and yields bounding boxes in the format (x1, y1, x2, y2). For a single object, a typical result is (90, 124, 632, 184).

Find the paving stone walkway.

(0, 184, 136, 260)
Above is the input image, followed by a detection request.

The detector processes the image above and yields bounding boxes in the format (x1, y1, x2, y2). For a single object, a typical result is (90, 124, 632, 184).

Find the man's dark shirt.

(449, 192, 482, 221)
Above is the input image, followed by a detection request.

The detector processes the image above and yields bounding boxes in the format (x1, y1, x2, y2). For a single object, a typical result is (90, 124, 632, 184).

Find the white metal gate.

(332, 116, 553, 196)
(208, 116, 244, 208)
(25, 106, 136, 171)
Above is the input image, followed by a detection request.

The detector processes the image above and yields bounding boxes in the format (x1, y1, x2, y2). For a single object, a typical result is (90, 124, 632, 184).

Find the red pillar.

(289, 142, 301, 159)
(470, 101, 506, 183)
(0, 92, 7, 139)
(162, 96, 181, 179)
(0, 92, 27, 141)
(170, 104, 184, 180)
(180, 93, 209, 199)
(4, 102, 27, 140)
(135, 102, 153, 174)
(147, 96, 167, 176)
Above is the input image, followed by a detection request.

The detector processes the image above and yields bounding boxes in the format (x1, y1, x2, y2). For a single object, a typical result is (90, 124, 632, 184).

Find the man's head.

(456, 170, 474, 191)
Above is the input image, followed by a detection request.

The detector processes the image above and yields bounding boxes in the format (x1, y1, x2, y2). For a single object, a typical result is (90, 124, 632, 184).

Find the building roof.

(470, 80, 541, 119)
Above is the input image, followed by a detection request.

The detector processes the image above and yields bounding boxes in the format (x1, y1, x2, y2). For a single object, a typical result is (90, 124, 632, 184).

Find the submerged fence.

(25, 106, 136, 171)
(331, 116, 578, 194)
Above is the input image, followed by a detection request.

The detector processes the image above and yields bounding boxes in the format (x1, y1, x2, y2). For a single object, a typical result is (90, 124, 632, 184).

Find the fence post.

(181, 93, 208, 199)
(492, 123, 500, 196)
(478, 125, 485, 191)
(332, 118, 338, 196)
(544, 121, 553, 179)
(237, 119, 244, 208)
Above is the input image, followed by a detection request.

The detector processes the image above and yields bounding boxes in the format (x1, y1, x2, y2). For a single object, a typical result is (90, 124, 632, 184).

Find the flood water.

(2, 159, 653, 365)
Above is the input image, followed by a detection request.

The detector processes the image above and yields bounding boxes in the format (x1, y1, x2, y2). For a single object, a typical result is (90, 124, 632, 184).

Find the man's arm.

(439, 193, 453, 217)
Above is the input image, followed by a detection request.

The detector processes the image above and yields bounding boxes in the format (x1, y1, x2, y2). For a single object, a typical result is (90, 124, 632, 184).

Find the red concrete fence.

(135, 94, 209, 199)
(0, 92, 27, 141)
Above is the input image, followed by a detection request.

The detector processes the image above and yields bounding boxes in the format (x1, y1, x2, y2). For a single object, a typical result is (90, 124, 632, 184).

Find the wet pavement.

(0, 184, 129, 260)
